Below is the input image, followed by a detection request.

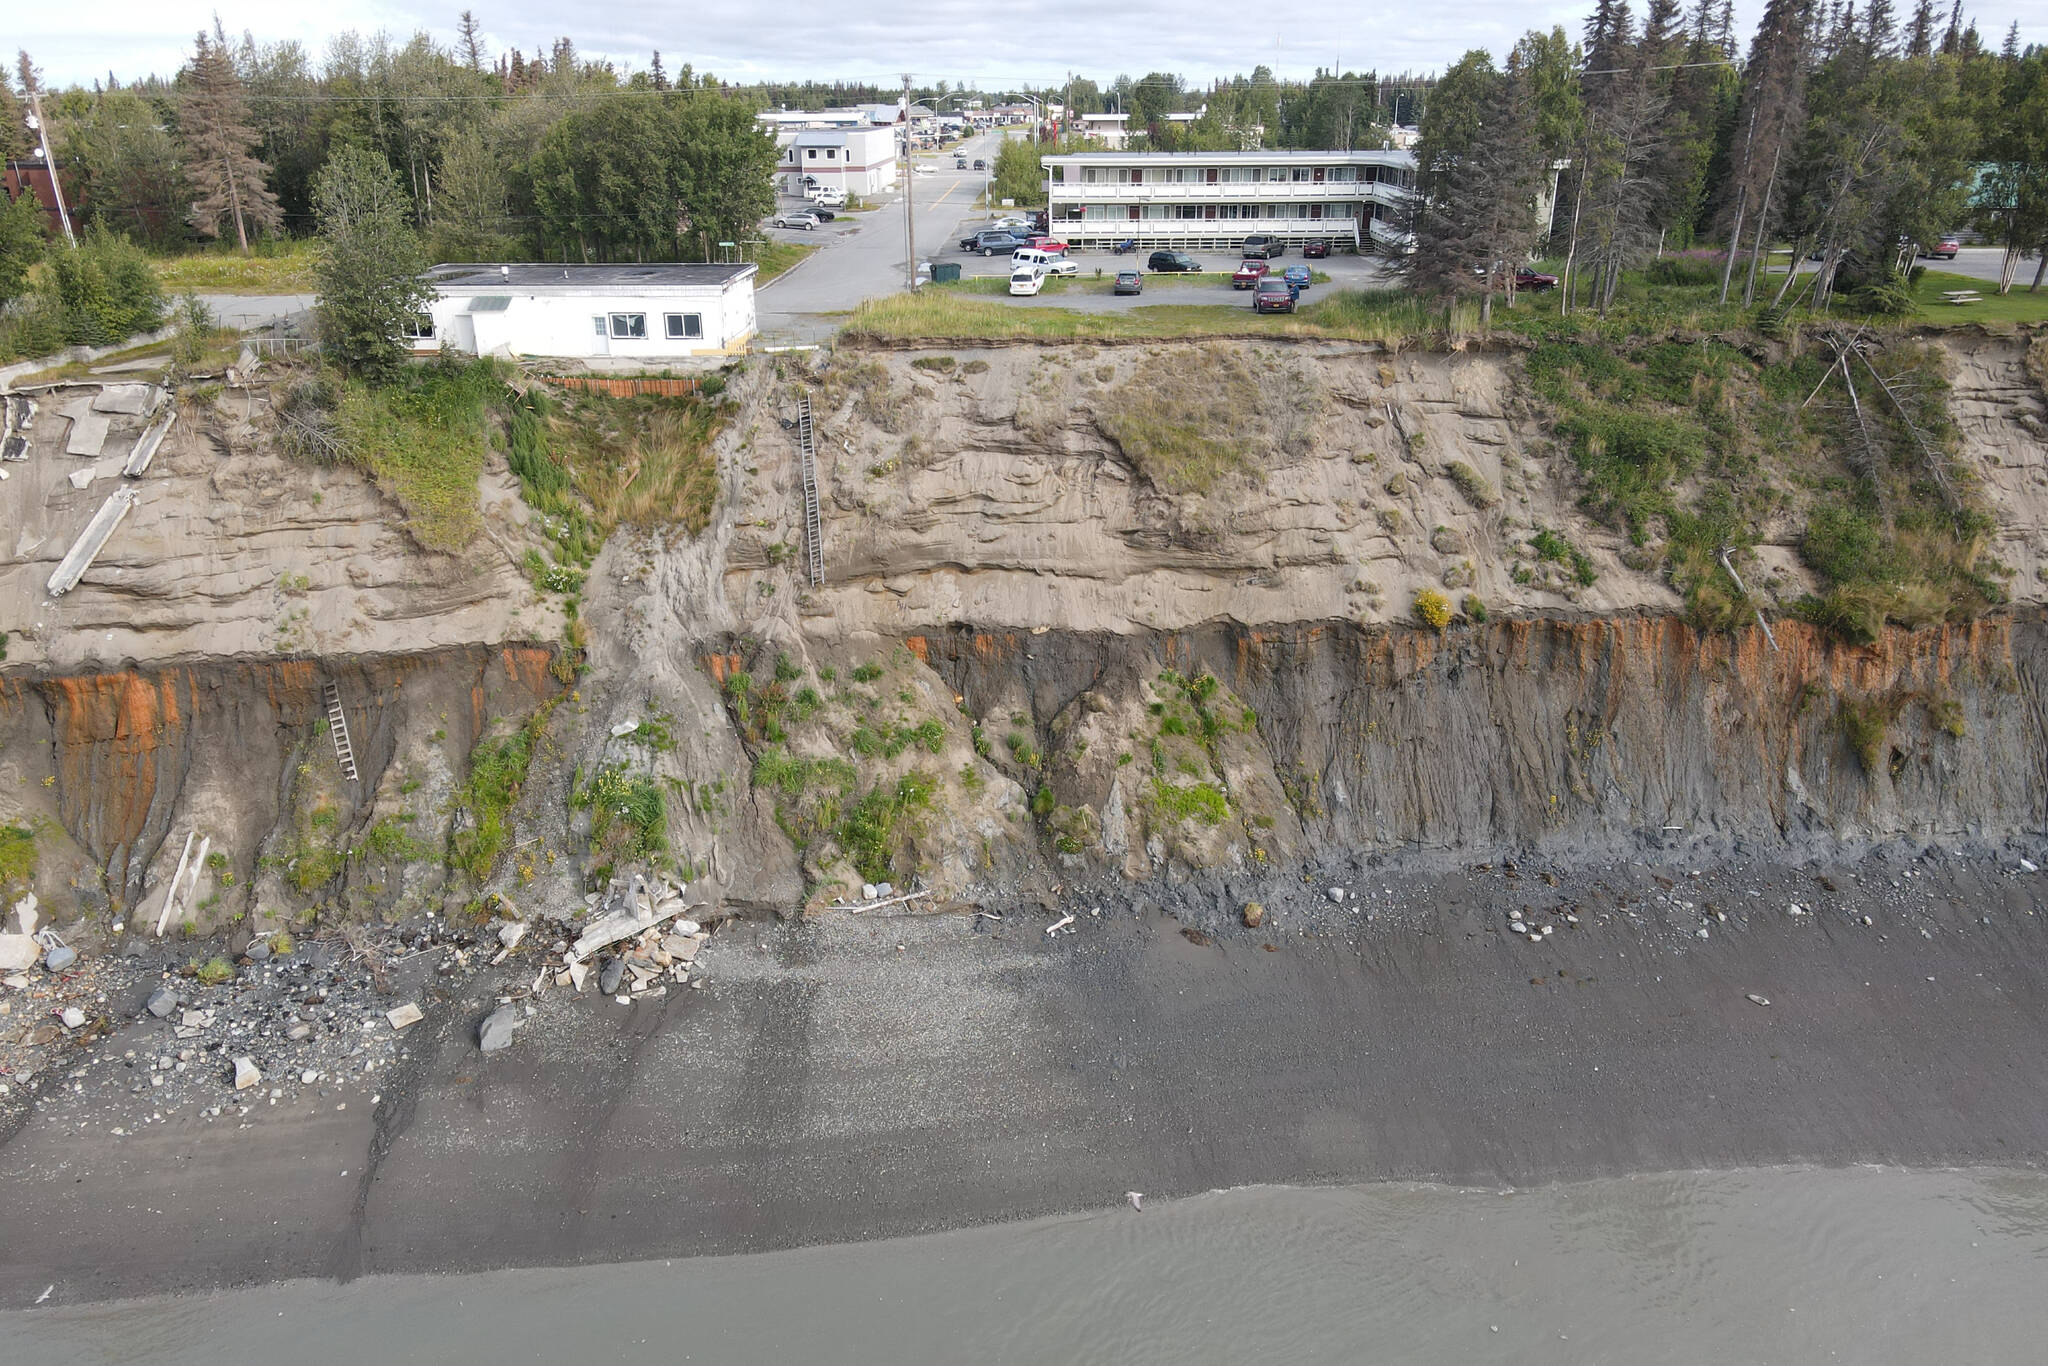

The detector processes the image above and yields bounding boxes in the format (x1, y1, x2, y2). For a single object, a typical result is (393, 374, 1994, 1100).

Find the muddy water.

(12, 1165, 2047, 1364)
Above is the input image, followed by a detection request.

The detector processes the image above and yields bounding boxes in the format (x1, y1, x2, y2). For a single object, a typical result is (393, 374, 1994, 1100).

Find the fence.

(539, 375, 704, 399)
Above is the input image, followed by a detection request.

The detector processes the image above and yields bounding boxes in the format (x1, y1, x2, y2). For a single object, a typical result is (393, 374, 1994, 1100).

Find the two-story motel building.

(1041, 149, 1417, 253)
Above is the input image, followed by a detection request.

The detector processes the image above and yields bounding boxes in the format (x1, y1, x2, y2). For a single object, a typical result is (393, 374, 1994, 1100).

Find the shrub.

(0, 822, 37, 894)
(1150, 778, 1229, 825)
(1530, 527, 1598, 585)
(1463, 593, 1488, 623)
(1445, 460, 1500, 508)
(1643, 251, 1726, 287)
(1413, 588, 1452, 632)
(45, 226, 165, 346)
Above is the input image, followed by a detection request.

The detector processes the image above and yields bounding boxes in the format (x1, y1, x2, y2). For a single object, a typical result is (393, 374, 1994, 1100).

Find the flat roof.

(1044, 149, 1415, 166)
(426, 263, 756, 293)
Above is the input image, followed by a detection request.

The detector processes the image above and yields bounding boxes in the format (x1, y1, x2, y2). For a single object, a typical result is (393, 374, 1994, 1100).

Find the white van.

(1008, 264, 1047, 296)
(1010, 246, 1067, 272)
(809, 185, 847, 207)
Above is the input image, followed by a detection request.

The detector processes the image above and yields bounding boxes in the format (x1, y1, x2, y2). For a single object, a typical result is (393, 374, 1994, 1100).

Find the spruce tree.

(179, 26, 282, 252)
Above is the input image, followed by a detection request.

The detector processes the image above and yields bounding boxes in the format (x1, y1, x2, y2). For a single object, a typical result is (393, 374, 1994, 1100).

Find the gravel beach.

(3, 845, 2045, 1307)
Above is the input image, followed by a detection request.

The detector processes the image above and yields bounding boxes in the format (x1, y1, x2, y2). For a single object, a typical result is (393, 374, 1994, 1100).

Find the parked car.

(1302, 238, 1331, 259)
(1282, 264, 1312, 291)
(962, 229, 1028, 255)
(1515, 269, 1559, 291)
(807, 185, 847, 207)
(1252, 278, 1296, 313)
(1148, 250, 1202, 273)
(1043, 257, 1082, 277)
(772, 210, 821, 230)
(1113, 270, 1143, 295)
(1023, 235, 1069, 253)
(1242, 235, 1284, 259)
(1232, 260, 1271, 288)
(1009, 265, 1047, 296)
(1920, 237, 1961, 259)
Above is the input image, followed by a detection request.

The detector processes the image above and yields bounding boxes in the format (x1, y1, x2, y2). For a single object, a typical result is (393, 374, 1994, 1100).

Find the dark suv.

(1147, 250, 1202, 273)
(1242, 235, 1285, 259)
(961, 229, 1028, 255)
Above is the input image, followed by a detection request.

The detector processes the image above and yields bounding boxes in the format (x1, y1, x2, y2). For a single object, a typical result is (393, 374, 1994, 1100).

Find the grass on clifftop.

(152, 240, 319, 294)
(507, 384, 729, 536)
(336, 358, 499, 553)
(842, 287, 1451, 345)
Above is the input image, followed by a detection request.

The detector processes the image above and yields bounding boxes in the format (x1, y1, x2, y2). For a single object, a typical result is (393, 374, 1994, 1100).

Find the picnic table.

(1940, 288, 1983, 305)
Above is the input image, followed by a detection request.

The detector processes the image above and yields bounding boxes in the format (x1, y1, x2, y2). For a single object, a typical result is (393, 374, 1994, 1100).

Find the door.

(591, 316, 609, 356)
(1206, 167, 1218, 184)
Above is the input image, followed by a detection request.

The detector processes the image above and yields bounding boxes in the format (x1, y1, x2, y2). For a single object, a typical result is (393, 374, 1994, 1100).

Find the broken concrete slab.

(385, 1002, 424, 1030)
(122, 405, 175, 477)
(92, 384, 158, 415)
(64, 410, 112, 457)
(145, 984, 179, 1019)
(67, 467, 94, 490)
(47, 485, 139, 596)
(233, 1056, 261, 1090)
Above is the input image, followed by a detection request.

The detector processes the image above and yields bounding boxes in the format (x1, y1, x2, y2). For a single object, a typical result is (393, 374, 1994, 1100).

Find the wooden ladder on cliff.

(795, 394, 824, 588)
(323, 682, 360, 783)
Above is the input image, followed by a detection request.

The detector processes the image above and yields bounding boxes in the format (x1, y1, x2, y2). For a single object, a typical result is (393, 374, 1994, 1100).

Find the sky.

(19, 0, 2043, 92)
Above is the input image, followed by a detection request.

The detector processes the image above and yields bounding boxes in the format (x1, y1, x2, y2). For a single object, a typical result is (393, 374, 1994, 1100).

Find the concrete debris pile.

(554, 872, 708, 1003)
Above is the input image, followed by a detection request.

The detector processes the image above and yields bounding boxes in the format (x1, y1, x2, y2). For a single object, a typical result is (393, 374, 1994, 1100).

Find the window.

(402, 314, 434, 340)
(609, 313, 647, 339)
(825, 147, 837, 159)
(664, 313, 703, 340)
(593, 316, 607, 336)
(807, 148, 818, 159)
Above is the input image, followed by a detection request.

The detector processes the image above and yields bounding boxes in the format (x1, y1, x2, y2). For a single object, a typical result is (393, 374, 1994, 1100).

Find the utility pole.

(902, 72, 918, 292)
(17, 54, 77, 248)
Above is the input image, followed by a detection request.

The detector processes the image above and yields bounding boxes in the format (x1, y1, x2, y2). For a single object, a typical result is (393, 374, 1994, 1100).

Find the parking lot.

(752, 134, 1403, 338)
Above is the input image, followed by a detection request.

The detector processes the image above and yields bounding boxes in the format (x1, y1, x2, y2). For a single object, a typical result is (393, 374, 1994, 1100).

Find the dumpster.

(929, 262, 961, 284)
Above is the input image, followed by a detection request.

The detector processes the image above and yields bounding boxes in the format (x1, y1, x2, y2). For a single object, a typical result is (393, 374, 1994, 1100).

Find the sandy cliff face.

(5, 330, 2046, 929)
(0, 384, 557, 673)
(0, 647, 558, 926)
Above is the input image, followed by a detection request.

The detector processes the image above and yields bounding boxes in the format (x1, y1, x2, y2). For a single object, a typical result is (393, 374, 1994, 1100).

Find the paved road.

(755, 128, 1019, 344)
(196, 293, 315, 331)
(1925, 245, 2042, 287)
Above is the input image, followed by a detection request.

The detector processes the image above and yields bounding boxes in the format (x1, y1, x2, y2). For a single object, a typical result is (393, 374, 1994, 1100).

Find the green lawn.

(1911, 269, 2048, 326)
(843, 287, 1447, 345)
(751, 239, 818, 286)
(152, 241, 320, 294)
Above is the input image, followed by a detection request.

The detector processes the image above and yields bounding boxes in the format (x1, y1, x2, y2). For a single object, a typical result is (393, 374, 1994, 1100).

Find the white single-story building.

(411, 263, 758, 362)
(775, 126, 899, 197)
